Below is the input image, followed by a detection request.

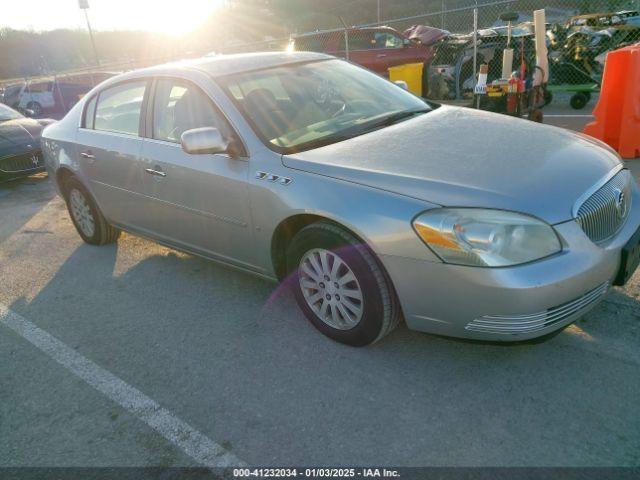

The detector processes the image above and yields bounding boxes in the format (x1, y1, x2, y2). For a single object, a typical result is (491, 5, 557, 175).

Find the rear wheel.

(63, 176, 120, 245)
(286, 221, 400, 346)
(26, 101, 42, 116)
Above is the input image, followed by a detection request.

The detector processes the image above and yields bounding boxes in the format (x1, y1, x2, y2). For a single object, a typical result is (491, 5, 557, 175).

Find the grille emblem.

(31, 154, 39, 166)
(614, 188, 628, 220)
(575, 170, 630, 243)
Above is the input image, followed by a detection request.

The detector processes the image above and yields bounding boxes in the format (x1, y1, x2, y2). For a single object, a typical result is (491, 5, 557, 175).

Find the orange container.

(584, 44, 640, 159)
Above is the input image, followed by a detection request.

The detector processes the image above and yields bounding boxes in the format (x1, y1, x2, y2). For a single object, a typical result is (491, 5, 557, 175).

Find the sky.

(2, 0, 223, 35)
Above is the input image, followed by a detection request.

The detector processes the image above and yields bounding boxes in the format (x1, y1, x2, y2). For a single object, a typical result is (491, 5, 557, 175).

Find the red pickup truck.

(293, 26, 434, 76)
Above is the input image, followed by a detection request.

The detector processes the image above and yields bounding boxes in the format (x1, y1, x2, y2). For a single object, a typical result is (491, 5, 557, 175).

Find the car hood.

(0, 118, 42, 154)
(282, 106, 622, 224)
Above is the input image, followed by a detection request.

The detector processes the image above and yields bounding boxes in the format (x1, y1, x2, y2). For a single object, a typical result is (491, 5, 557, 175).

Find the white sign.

(474, 84, 487, 95)
(78, 0, 89, 9)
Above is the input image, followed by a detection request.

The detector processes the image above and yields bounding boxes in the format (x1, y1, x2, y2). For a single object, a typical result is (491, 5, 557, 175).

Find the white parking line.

(0, 302, 245, 468)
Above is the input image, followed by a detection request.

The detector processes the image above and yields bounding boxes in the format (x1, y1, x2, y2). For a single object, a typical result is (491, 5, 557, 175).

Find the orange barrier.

(584, 44, 640, 159)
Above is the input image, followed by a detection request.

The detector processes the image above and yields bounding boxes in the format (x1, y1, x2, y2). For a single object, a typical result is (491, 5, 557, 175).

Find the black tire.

(570, 93, 588, 110)
(63, 176, 120, 245)
(286, 221, 400, 346)
(26, 101, 42, 116)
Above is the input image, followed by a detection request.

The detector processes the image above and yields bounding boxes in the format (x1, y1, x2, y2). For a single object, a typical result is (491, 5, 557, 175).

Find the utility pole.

(377, 0, 381, 24)
(78, 0, 100, 67)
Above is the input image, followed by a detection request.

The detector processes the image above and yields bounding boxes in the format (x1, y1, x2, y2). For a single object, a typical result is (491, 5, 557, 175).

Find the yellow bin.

(389, 63, 424, 97)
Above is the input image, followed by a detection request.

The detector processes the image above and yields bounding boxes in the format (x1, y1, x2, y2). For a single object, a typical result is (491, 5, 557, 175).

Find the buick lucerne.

(42, 52, 640, 346)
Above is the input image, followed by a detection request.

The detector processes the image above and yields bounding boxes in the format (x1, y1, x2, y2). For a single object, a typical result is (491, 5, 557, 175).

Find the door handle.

(376, 54, 387, 58)
(80, 151, 95, 159)
(144, 167, 167, 177)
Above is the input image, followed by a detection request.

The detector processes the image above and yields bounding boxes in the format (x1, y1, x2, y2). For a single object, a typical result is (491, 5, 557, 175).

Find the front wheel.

(286, 221, 400, 346)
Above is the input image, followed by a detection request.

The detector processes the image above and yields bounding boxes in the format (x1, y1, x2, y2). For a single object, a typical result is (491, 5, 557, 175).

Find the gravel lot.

(1, 117, 639, 467)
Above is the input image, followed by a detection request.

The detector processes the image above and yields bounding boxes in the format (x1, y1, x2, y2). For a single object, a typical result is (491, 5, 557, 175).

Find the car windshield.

(219, 59, 432, 153)
(0, 103, 24, 121)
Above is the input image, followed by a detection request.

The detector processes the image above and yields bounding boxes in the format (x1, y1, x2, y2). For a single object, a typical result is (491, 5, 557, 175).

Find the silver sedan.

(42, 52, 640, 346)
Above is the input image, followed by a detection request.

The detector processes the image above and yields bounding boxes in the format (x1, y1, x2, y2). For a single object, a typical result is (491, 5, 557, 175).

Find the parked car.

(42, 52, 640, 346)
(16, 80, 56, 116)
(1, 82, 26, 109)
(0, 104, 54, 181)
(15, 74, 116, 117)
(293, 26, 434, 76)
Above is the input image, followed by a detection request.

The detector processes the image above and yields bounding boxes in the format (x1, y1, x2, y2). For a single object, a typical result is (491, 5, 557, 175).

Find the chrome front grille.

(575, 169, 632, 243)
(0, 151, 44, 173)
(466, 282, 609, 335)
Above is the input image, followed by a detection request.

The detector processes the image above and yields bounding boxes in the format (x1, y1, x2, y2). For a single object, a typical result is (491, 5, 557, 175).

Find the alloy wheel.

(298, 248, 364, 330)
(69, 188, 95, 238)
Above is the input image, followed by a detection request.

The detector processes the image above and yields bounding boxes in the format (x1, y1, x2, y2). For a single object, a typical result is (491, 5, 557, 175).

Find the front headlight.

(413, 208, 561, 267)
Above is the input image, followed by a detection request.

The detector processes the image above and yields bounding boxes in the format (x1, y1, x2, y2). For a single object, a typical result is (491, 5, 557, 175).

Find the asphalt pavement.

(1, 106, 639, 468)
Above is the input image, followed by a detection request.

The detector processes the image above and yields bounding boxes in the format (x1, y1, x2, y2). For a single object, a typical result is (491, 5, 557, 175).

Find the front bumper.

(382, 191, 640, 341)
(0, 150, 45, 178)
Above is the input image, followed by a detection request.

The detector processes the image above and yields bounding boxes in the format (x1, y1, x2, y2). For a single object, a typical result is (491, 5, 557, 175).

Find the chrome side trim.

(255, 171, 292, 186)
(466, 282, 609, 335)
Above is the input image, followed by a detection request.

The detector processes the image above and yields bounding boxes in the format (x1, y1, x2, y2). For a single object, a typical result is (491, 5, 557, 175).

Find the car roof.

(114, 51, 333, 82)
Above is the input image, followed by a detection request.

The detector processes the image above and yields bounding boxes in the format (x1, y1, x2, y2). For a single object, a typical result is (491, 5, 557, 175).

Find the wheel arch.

(55, 166, 76, 196)
(270, 212, 383, 281)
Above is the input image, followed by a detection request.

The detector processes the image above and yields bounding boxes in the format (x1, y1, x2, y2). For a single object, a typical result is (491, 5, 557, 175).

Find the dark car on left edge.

(0, 103, 55, 181)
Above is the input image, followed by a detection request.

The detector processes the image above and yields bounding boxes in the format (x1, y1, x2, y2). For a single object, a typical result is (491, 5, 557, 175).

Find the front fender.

(250, 167, 443, 276)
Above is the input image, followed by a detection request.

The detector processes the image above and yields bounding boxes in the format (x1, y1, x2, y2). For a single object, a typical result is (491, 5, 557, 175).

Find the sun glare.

(88, 0, 222, 36)
(140, 0, 220, 36)
(1, 0, 222, 35)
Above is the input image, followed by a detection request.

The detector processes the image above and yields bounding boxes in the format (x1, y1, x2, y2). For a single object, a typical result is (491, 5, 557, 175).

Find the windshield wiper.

(282, 108, 430, 153)
(283, 131, 359, 153)
(359, 108, 430, 132)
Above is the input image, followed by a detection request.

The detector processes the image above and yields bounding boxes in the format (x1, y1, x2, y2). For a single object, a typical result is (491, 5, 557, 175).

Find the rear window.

(94, 81, 146, 136)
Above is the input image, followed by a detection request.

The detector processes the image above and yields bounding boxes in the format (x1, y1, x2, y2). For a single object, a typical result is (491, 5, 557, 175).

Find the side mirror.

(181, 127, 229, 155)
(403, 38, 412, 47)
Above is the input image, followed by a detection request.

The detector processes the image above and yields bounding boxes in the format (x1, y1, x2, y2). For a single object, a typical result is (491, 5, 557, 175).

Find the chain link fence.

(223, 0, 640, 107)
(0, 53, 199, 116)
(2, 1, 639, 115)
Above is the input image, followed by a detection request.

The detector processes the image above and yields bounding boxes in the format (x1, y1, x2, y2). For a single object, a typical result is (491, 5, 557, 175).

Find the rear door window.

(94, 81, 147, 136)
